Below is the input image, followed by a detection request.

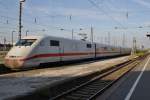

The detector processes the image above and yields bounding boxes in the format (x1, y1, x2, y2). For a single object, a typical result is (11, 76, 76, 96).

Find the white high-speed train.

(4, 36, 131, 69)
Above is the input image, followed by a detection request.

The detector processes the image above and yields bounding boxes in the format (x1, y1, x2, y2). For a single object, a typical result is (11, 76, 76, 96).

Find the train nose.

(4, 58, 24, 69)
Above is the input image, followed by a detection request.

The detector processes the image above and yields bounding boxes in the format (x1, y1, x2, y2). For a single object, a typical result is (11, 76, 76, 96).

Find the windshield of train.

(15, 39, 37, 46)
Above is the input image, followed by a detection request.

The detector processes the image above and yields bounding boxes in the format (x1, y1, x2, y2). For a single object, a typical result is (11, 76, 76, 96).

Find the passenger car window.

(50, 40, 59, 46)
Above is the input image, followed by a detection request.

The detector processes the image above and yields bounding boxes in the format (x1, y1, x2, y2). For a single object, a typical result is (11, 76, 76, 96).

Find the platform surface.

(0, 56, 131, 99)
(96, 55, 150, 100)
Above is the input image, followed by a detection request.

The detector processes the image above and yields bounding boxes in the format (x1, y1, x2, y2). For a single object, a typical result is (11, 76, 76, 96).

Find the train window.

(87, 44, 92, 48)
(50, 40, 59, 46)
(15, 39, 37, 46)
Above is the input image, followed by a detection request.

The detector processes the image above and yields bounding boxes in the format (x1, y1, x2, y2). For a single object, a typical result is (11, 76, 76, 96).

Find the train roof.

(22, 35, 93, 43)
(22, 36, 44, 40)
(22, 35, 131, 49)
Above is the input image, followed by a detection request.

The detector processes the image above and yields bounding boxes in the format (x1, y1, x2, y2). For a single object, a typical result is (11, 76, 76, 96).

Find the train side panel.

(95, 44, 120, 58)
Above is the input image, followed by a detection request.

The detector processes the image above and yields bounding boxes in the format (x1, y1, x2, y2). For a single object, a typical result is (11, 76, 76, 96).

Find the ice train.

(4, 36, 131, 69)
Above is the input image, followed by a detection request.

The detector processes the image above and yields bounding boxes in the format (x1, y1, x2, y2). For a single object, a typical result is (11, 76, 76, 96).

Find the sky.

(0, 0, 149, 48)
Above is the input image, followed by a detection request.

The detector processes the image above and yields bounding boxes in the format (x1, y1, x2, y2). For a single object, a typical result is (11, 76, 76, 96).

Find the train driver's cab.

(15, 39, 37, 47)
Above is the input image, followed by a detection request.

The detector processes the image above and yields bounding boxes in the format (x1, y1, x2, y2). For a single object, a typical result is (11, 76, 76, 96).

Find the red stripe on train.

(22, 51, 119, 61)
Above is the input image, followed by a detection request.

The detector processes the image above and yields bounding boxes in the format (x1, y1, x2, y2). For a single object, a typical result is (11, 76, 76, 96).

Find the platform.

(0, 56, 131, 99)
(96, 55, 150, 100)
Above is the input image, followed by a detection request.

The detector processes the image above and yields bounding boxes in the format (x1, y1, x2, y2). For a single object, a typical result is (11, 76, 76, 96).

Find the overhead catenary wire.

(87, 0, 126, 29)
(0, 13, 149, 34)
(0, 0, 149, 40)
(0, 14, 76, 34)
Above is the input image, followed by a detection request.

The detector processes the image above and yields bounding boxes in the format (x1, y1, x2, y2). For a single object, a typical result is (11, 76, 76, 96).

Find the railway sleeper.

(80, 87, 99, 92)
(66, 94, 91, 100)
(73, 93, 95, 97)
(87, 83, 109, 87)
(79, 87, 100, 91)
(83, 84, 106, 89)
(73, 91, 96, 95)
(83, 86, 103, 90)
(64, 95, 85, 100)
(78, 89, 100, 95)
(70, 93, 91, 97)
(75, 90, 96, 95)
(93, 80, 112, 83)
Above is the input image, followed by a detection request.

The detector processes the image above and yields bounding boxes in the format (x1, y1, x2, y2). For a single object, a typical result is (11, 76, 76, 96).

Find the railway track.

(50, 55, 147, 100)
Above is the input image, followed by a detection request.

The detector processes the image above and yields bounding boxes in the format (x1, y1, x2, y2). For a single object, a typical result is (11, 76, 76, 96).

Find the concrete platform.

(0, 56, 132, 100)
(96, 55, 150, 100)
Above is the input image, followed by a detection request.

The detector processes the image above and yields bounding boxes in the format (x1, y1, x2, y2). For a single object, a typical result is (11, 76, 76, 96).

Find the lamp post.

(91, 26, 94, 43)
(3, 37, 6, 51)
(18, 0, 25, 40)
(12, 31, 15, 46)
(131, 37, 137, 55)
(72, 29, 74, 40)
(26, 30, 29, 36)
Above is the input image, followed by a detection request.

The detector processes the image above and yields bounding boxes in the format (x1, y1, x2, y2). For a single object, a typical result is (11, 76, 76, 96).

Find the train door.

(59, 42, 64, 62)
(50, 40, 61, 62)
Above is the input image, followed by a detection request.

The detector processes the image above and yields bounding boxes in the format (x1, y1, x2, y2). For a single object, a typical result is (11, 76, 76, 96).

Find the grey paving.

(97, 56, 150, 100)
